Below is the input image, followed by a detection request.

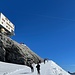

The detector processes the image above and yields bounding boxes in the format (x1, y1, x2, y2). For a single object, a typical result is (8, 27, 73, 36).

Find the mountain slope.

(0, 33, 43, 65)
(0, 60, 70, 75)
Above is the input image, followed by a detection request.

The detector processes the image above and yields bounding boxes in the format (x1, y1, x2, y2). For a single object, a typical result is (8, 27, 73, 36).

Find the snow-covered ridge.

(0, 60, 70, 75)
(46, 60, 70, 75)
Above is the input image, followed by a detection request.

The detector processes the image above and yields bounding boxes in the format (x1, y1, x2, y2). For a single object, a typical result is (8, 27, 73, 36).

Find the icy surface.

(0, 60, 70, 75)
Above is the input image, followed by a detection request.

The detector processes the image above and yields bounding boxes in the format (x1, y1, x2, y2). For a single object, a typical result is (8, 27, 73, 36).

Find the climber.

(36, 63, 40, 74)
(30, 63, 34, 72)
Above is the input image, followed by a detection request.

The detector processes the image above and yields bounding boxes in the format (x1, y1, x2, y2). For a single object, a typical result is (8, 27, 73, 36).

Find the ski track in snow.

(0, 60, 70, 75)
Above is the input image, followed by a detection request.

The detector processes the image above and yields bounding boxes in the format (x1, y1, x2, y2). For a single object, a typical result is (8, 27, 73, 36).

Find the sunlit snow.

(0, 60, 70, 75)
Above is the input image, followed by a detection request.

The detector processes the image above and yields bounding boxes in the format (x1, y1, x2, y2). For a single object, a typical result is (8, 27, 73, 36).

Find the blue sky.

(0, 0, 75, 72)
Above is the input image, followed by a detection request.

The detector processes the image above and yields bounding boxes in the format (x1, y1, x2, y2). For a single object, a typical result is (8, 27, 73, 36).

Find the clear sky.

(0, 0, 75, 72)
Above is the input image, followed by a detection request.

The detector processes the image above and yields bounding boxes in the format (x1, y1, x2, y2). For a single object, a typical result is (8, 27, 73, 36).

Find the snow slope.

(0, 60, 70, 75)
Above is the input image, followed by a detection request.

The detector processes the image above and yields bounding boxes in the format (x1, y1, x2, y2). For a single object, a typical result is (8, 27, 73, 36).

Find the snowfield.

(0, 60, 70, 75)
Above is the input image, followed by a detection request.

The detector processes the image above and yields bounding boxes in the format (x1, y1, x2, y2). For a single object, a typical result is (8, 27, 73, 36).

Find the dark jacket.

(36, 64, 40, 70)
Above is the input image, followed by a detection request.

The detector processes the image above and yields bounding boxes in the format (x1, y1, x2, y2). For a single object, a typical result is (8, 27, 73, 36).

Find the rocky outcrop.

(0, 33, 43, 66)
(68, 71, 75, 75)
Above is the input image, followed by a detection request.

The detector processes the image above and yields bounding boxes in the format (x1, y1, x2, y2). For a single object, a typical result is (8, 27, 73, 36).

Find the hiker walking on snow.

(36, 63, 40, 74)
(30, 64, 34, 72)
(44, 59, 46, 64)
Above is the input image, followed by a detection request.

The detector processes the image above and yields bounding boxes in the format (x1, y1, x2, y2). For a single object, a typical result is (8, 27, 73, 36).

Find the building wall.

(0, 13, 15, 35)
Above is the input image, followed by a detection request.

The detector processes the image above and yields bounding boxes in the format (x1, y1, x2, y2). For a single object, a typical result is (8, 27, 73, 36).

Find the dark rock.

(68, 71, 75, 75)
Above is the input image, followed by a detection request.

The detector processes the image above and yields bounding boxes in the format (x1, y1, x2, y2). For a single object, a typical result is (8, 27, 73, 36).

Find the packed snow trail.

(0, 60, 70, 75)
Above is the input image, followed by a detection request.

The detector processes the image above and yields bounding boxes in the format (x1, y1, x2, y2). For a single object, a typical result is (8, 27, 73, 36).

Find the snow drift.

(0, 60, 70, 75)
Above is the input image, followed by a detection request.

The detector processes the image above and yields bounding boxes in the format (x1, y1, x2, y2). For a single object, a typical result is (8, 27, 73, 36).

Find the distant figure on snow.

(30, 64, 34, 72)
(44, 59, 46, 64)
(36, 63, 40, 74)
(38, 60, 41, 63)
(44, 58, 48, 64)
